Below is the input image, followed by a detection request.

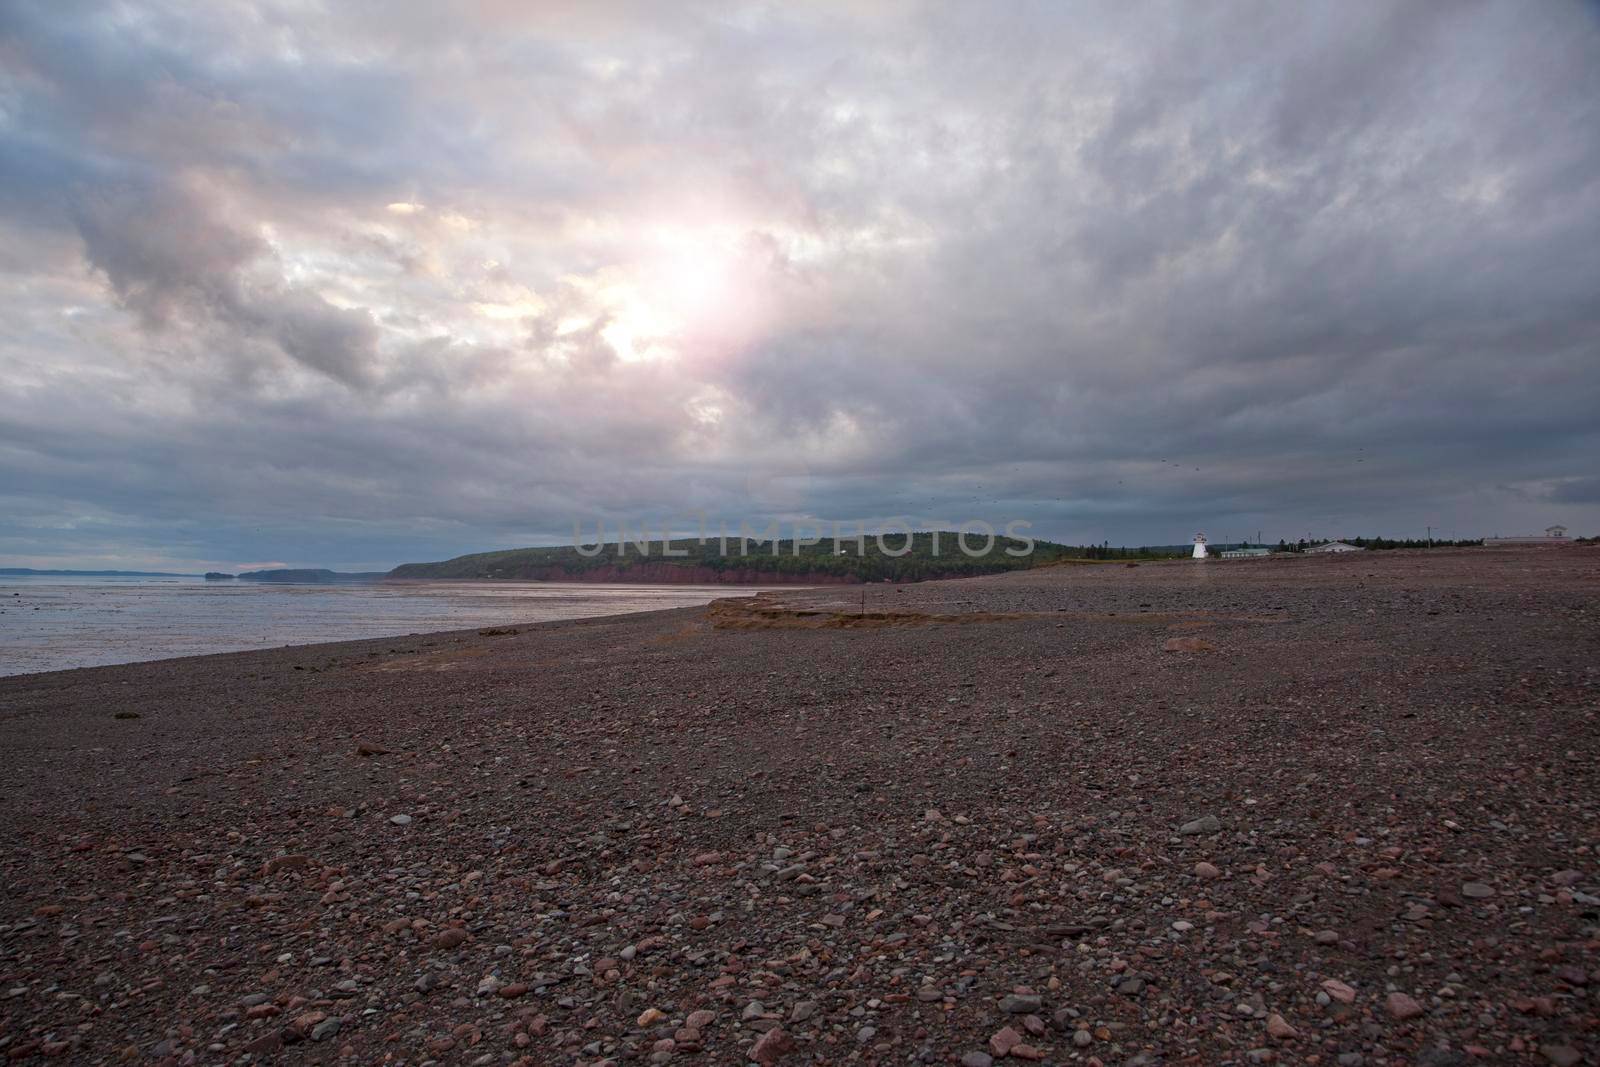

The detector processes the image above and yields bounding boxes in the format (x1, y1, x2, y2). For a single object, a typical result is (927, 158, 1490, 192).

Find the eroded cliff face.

(465, 562, 861, 585)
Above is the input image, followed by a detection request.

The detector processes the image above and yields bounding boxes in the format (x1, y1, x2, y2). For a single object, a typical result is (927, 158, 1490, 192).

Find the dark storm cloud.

(1, 0, 1597, 570)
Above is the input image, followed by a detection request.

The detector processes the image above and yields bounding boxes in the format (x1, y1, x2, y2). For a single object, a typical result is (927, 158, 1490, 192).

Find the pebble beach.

(0, 546, 1595, 1065)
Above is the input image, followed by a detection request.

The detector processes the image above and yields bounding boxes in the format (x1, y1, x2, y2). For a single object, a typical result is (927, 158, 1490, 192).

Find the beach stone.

(999, 993, 1042, 1014)
(961, 1054, 993, 1067)
(1386, 992, 1424, 1020)
(1195, 861, 1221, 879)
(1321, 978, 1357, 1004)
(686, 1010, 715, 1030)
(1073, 1029, 1093, 1047)
(1541, 1045, 1582, 1067)
(310, 1017, 341, 1042)
(989, 1027, 1022, 1056)
(244, 1032, 283, 1055)
(1461, 881, 1494, 899)
(389, 814, 412, 825)
(1265, 1014, 1298, 1039)
(788, 1001, 816, 1023)
(1180, 815, 1221, 835)
(748, 1027, 794, 1064)
(433, 928, 468, 949)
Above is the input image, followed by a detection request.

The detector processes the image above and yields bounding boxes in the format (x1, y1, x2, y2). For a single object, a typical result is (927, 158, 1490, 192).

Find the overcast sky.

(2, 1, 1597, 570)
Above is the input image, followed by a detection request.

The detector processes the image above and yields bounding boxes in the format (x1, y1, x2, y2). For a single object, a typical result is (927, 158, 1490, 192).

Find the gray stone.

(999, 993, 1042, 1014)
(1541, 1046, 1582, 1067)
(1180, 815, 1221, 835)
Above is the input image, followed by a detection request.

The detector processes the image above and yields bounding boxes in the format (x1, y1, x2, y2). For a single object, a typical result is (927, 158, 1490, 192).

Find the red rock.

(1553, 965, 1587, 987)
(433, 927, 468, 949)
(1320, 978, 1357, 1004)
(244, 1031, 283, 1055)
(1265, 1013, 1297, 1039)
(692, 851, 721, 866)
(1385, 992, 1424, 1020)
(499, 982, 529, 998)
(990, 1026, 1022, 1056)
(686, 1010, 716, 1029)
(749, 1027, 795, 1064)
(1194, 861, 1221, 880)
(263, 854, 313, 875)
(1011, 1044, 1044, 1060)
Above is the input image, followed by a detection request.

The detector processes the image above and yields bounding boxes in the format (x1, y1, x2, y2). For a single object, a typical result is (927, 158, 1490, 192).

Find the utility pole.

(1426, 525, 1432, 548)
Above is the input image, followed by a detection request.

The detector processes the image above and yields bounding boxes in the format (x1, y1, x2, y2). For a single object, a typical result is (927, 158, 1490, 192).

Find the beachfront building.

(1192, 533, 1208, 559)
(1307, 540, 1362, 553)
(1220, 546, 1271, 559)
(1484, 525, 1571, 546)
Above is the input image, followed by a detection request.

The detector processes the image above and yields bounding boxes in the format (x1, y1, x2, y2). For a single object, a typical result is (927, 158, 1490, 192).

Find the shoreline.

(0, 581, 789, 682)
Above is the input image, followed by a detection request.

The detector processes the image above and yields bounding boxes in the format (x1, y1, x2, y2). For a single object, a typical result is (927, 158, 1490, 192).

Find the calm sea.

(0, 576, 766, 677)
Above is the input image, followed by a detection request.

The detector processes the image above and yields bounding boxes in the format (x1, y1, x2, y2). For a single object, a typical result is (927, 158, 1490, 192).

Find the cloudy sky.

(2, 1, 1597, 570)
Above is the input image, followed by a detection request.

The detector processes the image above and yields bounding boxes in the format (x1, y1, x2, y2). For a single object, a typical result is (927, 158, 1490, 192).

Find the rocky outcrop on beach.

(0, 547, 1595, 1065)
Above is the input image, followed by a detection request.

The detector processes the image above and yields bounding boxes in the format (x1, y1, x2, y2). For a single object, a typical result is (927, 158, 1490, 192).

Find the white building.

(1192, 533, 1208, 559)
(1307, 540, 1362, 553)
(1484, 525, 1571, 547)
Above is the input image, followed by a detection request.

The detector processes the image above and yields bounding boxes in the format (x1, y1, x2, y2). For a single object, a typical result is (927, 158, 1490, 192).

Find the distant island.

(0, 567, 197, 578)
(237, 568, 387, 584)
(388, 534, 1183, 585)
(204, 572, 235, 580)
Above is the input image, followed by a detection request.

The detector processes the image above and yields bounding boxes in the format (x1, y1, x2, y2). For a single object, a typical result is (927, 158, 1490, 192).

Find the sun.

(598, 226, 745, 362)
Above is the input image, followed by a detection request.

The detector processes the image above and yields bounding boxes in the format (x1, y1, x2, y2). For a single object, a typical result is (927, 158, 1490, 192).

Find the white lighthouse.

(1192, 533, 1208, 559)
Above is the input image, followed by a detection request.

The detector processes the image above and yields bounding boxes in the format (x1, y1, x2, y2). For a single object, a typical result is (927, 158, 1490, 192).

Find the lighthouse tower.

(1192, 533, 1208, 559)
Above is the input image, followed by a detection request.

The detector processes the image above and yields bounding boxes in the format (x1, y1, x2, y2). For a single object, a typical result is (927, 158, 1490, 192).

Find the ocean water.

(0, 576, 767, 677)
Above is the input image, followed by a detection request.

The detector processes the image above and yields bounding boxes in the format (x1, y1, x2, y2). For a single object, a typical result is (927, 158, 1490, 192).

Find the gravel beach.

(1, 546, 1595, 1066)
